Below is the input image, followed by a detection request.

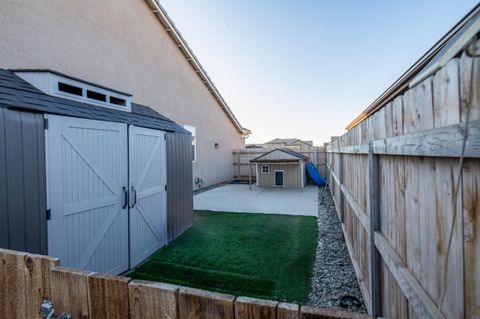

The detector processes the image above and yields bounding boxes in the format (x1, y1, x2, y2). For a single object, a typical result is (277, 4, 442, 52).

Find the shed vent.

(12, 70, 132, 112)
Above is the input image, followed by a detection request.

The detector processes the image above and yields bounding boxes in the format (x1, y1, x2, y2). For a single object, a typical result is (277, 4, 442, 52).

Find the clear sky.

(160, 0, 478, 145)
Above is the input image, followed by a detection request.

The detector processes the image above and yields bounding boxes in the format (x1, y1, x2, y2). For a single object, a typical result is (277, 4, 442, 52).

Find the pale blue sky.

(160, 0, 478, 145)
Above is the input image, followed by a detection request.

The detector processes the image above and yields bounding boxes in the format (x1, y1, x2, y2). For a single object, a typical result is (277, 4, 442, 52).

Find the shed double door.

(46, 115, 166, 274)
(128, 126, 167, 268)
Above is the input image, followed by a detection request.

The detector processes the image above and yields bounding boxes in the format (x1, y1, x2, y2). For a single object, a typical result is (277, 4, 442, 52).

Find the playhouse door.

(274, 170, 284, 187)
(128, 126, 167, 268)
(46, 115, 129, 275)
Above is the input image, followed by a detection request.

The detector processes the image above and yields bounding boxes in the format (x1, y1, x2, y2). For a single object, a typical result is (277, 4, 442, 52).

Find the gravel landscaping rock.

(307, 187, 367, 313)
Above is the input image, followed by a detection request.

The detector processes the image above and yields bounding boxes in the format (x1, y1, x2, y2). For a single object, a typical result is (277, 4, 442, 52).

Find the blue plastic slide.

(305, 162, 326, 187)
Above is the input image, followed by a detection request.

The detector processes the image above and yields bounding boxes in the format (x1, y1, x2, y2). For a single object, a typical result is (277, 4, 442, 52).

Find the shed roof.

(0, 69, 188, 134)
(251, 148, 308, 162)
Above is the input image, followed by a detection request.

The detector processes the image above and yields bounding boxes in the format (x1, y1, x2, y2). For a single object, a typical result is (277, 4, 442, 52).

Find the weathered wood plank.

(392, 96, 404, 137)
(460, 52, 480, 122)
(368, 145, 381, 318)
(277, 302, 299, 319)
(434, 158, 464, 318)
(327, 119, 480, 158)
(374, 232, 445, 319)
(87, 273, 130, 319)
(463, 159, 480, 319)
(384, 102, 395, 138)
(129, 280, 179, 319)
(433, 59, 460, 127)
(414, 76, 435, 132)
(341, 224, 372, 314)
(0, 248, 27, 319)
(300, 305, 371, 319)
(24, 254, 59, 318)
(404, 156, 423, 319)
(178, 287, 235, 319)
(50, 267, 90, 319)
(416, 158, 438, 309)
(373, 108, 386, 140)
(392, 156, 408, 318)
(330, 169, 370, 236)
(234, 296, 277, 319)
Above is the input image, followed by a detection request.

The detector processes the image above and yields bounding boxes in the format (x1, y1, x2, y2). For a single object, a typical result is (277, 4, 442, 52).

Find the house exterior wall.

(0, 0, 244, 188)
(257, 163, 303, 188)
(166, 132, 193, 242)
(0, 109, 47, 254)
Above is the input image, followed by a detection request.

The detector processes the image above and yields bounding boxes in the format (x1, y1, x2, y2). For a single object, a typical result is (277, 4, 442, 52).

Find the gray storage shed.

(0, 69, 193, 274)
(250, 148, 308, 190)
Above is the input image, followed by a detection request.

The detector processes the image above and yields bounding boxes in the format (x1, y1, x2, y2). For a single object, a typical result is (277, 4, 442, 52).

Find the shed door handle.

(130, 186, 137, 208)
(122, 187, 128, 209)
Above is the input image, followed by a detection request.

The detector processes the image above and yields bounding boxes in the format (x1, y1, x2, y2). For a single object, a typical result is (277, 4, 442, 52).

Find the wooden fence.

(326, 52, 480, 319)
(233, 147, 327, 181)
(0, 247, 370, 319)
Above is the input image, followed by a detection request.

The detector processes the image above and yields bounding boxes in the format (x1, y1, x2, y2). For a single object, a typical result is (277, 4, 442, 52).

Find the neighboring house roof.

(346, 3, 480, 130)
(0, 69, 188, 134)
(251, 148, 308, 162)
(144, 0, 250, 137)
(266, 138, 299, 144)
(265, 138, 313, 147)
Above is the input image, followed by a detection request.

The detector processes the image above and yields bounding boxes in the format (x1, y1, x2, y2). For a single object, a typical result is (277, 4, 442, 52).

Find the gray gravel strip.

(306, 187, 367, 313)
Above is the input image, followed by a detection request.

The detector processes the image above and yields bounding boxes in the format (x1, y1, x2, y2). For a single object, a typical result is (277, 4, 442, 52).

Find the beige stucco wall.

(0, 0, 244, 188)
(256, 162, 305, 188)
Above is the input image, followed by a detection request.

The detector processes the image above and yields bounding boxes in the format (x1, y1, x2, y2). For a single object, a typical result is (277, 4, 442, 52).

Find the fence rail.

(326, 53, 480, 319)
(0, 247, 370, 319)
(233, 147, 327, 181)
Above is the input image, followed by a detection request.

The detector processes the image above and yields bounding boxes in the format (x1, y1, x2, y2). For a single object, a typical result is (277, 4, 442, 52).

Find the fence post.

(331, 153, 335, 197)
(237, 152, 240, 178)
(368, 142, 381, 318)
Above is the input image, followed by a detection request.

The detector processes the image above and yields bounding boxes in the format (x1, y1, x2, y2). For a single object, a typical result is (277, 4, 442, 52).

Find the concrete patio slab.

(194, 184, 318, 217)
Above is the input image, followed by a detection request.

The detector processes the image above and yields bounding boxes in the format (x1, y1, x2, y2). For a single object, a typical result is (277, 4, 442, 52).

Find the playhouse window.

(262, 165, 269, 174)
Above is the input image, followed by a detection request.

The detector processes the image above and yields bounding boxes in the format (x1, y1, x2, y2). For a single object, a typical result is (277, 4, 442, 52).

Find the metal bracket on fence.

(40, 300, 72, 319)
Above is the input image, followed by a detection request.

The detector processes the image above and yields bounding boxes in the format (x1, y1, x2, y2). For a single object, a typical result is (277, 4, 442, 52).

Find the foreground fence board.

(178, 287, 235, 319)
(300, 306, 370, 319)
(276, 302, 299, 319)
(0, 249, 27, 319)
(129, 280, 179, 319)
(24, 254, 59, 318)
(50, 267, 90, 318)
(0, 247, 370, 319)
(235, 296, 278, 319)
(88, 273, 130, 319)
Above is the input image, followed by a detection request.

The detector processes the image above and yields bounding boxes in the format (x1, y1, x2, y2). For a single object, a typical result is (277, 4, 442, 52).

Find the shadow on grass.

(129, 210, 318, 303)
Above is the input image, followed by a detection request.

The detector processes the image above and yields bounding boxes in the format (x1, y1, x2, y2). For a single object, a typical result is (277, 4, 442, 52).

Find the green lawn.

(129, 210, 318, 303)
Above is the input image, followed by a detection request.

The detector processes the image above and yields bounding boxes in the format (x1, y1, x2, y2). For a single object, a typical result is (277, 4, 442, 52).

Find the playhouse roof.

(251, 148, 308, 162)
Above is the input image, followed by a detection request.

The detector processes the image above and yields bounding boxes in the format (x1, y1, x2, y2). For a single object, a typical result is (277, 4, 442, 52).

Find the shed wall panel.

(0, 108, 47, 254)
(166, 133, 193, 242)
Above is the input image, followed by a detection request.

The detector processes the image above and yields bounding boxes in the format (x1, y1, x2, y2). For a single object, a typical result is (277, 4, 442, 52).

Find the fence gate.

(128, 126, 167, 268)
(46, 115, 129, 275)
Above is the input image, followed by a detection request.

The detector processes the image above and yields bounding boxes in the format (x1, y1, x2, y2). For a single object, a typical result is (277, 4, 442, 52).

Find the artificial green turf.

(129, 210, 318, 303)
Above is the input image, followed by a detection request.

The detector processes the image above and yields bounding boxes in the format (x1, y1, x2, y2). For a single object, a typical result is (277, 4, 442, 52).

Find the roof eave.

(144, 0, 248, 135)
